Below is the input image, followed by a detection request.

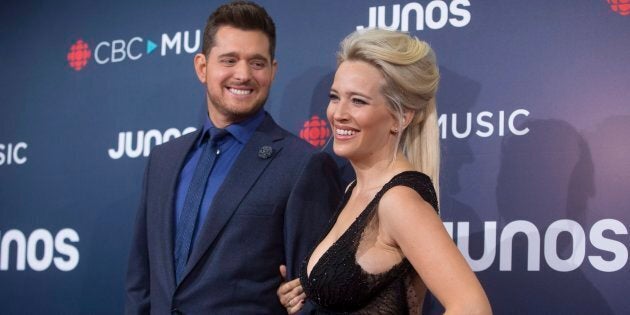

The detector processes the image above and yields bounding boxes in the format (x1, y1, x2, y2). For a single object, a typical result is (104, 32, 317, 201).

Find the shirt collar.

(199, 109, 265, 146)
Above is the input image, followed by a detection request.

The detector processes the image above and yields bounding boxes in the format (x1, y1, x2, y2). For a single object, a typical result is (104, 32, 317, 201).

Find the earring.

(391, 128, 399, 135)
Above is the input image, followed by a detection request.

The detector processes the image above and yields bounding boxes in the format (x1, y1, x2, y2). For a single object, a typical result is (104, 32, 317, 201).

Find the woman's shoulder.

(386, 170, 432, 185)
(380, 171, 438, 213)
(376, 175, 443, 240)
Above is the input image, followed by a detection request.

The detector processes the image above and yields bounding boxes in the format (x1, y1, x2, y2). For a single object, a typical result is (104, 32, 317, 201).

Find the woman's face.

(327, 60, 399, 163)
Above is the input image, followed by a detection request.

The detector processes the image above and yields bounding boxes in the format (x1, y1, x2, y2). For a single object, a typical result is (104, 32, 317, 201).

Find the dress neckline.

(305, 170, 420, 279)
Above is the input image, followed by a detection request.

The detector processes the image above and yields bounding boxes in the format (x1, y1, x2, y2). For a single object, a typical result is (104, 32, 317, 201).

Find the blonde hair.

(337, 29, 441, 196)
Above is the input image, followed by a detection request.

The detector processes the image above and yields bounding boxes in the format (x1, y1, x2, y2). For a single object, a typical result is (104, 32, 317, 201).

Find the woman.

(278, 29, 491, 314)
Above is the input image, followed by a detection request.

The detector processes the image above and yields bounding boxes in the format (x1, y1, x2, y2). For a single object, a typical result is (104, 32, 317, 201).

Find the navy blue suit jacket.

(125, 113, 341, 314)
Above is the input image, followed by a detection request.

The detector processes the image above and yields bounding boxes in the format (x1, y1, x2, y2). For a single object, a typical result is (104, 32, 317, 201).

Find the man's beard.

(207, 92, 268, 124)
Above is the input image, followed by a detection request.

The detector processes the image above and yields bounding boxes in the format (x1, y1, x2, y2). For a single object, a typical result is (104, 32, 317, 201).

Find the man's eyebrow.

(216, 52, 270, 62)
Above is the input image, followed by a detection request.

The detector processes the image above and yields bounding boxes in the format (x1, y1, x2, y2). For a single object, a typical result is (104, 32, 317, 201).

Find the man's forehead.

(211, 26, 271, 59)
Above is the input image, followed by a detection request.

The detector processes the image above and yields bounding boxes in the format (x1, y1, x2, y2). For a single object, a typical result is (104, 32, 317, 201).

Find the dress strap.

(373, 171, 439, 213)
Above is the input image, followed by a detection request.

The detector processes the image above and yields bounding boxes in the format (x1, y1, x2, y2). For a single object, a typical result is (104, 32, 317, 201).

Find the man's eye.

(251, 61, 266, 69)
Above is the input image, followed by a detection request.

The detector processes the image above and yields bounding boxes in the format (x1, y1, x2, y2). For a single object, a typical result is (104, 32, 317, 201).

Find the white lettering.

(499, 220, 540, 271)
(0, 230, 26, 270)
(378, 5, 401, 30)
(438, 109, 530, 139)
(27, 229, 54, 271)
(425, 1, 449, 30)
(357, 1, 471, 31)
(162, 128, 182, 142)
(143, 129, 162, 157)
(451, 112, 472, 139)
(401, 3, 424, 31)
(0, 228, 80, 272)
(588, 219, 628, 272)
(509, 109, 530, 135)
(183, 30, 201, 53)
(544, 220, 585, 272)
(444, 218, 629, 272)
(111, 39, 126, 63)
(94, 41, 110, 64)
(108, 127, 197, 160)
(162, 32, 182, 56)
(108, 133, 126, 160)
(0, 142, 28, 166)
(54, 228, 80, 272)
(476, 111, 494, 137)
(449, 0, 471, 27)
(127, 37, 143, 61)
(457, 221, 497, 271)
(125, 131, 144, 158)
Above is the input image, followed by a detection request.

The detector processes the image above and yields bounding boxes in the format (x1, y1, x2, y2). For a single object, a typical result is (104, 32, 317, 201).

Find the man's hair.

(201, 1, 276, 60)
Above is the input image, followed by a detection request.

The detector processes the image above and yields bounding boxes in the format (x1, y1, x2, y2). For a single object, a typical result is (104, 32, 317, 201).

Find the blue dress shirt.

(174, 109, 265, 248)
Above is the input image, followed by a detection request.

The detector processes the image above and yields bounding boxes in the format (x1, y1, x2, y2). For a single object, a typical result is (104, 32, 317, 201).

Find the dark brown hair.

(202, 1, 276, 60)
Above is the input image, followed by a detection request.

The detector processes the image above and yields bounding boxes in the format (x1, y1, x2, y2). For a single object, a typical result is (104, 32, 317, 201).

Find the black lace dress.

(299, 171, 439, 314)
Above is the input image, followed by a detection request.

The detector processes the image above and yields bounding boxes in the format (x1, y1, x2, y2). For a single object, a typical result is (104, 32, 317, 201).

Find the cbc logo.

(67, 30, 201, 71)
(93, 30, 200, 64)
(0, 228, 79, 272)
(357, 0, 471, 31)
(607, 0, 630, 16)
(299, 116, 331, 148)
(0, 142, 27, 166)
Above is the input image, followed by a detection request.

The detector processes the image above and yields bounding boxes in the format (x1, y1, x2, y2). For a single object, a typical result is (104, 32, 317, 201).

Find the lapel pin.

(258, 145, 273, 159)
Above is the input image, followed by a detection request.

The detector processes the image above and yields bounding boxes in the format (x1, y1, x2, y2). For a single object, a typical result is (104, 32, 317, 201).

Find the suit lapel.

(158, 130, 200, 289)
(182, 115, 284, 281)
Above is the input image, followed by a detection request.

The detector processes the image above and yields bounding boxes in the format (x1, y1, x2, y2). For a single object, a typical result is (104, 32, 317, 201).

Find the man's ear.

(270, 59, 278, 81)
(193, 53, 207, 83)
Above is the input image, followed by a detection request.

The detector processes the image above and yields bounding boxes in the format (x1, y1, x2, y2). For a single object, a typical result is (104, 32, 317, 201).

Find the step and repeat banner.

(1, 1, 629, 314)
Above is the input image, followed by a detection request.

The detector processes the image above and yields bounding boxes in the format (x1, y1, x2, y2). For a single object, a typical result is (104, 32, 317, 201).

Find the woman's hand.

(277, 265, 306, 314)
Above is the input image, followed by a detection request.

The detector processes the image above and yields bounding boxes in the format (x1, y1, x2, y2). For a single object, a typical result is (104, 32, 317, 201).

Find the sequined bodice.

(299, 171, 439, 314)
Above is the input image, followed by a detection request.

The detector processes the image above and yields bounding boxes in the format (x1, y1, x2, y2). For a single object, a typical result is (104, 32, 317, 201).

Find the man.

(125, 1, 340, 314)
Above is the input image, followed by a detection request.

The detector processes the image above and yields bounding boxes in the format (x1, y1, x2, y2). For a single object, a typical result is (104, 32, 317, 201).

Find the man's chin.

(218, 106, 265, 124)
(207, 97, 267, 124)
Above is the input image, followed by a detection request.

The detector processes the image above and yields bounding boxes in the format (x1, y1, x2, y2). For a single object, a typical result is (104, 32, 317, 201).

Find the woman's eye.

(328, 94, 339, 101)
(352, 98, 367, 105)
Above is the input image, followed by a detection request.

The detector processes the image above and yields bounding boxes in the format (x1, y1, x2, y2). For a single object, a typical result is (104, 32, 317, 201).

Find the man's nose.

(232, 61, 252, 82)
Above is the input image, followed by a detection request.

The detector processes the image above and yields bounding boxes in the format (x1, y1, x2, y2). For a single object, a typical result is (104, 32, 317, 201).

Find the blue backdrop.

(1, 1, 629, 314)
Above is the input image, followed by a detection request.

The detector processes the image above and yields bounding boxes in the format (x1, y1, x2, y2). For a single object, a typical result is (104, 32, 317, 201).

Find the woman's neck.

(350, 152, 413, 193)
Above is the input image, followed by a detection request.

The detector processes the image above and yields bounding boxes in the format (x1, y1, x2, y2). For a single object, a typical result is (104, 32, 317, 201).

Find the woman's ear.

(402, 110, 415, 129)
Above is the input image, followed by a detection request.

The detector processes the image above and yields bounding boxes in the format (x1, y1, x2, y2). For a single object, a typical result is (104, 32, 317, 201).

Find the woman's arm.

(378, 186, 492, 315)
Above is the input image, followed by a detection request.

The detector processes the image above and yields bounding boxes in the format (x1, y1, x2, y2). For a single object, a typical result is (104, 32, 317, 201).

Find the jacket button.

(171, 308, 183, 315)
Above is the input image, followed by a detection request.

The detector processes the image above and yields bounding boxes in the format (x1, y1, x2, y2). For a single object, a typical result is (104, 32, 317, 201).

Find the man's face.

(194, 26, 277, 128)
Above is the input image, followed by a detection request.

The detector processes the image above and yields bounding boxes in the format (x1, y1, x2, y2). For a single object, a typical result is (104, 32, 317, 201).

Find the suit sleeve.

(283, 151, 341, 279)
(124, 155, 152, 315)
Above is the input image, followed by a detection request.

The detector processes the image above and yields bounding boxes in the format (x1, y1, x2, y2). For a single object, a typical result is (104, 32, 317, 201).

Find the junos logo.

(68, 30, 201, 71)
(357, 0, 471, 31)
(0, 228, 79, 272)
(108, 127, 197, 160)
(445, 218, 628, 272)
(0, 142, 28, 166)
